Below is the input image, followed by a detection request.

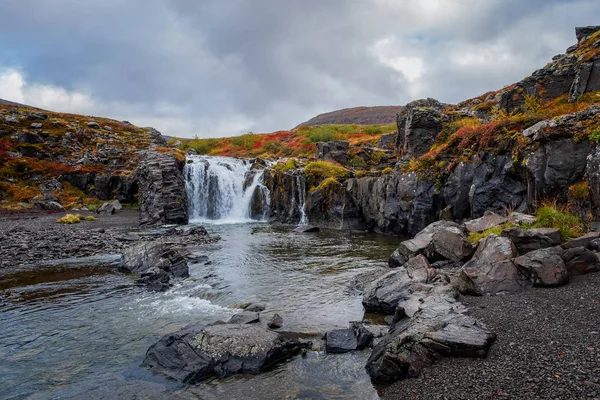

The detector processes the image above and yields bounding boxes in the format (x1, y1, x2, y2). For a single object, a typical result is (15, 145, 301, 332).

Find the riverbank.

(382, 272, 600, 400)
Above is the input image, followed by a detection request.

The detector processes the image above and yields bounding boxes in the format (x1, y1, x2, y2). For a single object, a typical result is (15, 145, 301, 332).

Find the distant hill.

(0, 98, 44, 110)
(295, 106, 403, 128)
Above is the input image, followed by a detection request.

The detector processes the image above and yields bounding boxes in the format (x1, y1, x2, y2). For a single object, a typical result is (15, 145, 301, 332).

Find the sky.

(0, 0, 598, 138)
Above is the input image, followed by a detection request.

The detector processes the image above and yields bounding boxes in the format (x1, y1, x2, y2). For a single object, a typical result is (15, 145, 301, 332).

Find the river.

(0, 222, 399, 399)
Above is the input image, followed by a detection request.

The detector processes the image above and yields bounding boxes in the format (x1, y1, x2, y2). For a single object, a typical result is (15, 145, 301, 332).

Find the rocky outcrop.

(377, 132, 398, 149)
(137, 151, 188, 226)
(325, 323, 374, 354)
(142, 323, 307, 383)
(396, 98, 445, 158)
(315, 141, 349, 164)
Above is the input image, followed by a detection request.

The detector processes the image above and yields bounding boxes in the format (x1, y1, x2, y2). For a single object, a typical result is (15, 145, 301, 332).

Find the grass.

(468, 226, 503, 243)
(57, 213, 98, 223)
(273, 159, 299, 172)
(533, 204, 584, 241)
(304, 161, 349, 189)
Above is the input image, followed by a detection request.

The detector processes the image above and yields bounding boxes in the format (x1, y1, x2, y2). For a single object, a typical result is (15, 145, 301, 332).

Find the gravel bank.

(381, 273, 600, 400)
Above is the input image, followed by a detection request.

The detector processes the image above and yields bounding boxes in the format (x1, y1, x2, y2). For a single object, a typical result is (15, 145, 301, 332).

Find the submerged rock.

(267, 314, 283, 329)
(142, 323, 308, 383)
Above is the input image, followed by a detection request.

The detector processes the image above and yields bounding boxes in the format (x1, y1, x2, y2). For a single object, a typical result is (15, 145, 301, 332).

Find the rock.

(508, 212, 536, 225)
(362, 255, 431, 314)
(142, 323, 307, 383)
(576, 26, 600, 42)
(377, 132, 398, 150)
(227, 312, 260, 325)
(267, 314, 283, 329)
(87, 121, 100, 129)
(501, 227, 561, 255)
(462, 235, 525, 295)
(561, 247, 600, 276)
(120, 242, 189, 290)
(26, 112, 47, 120)
(315, 141, 349, 164)
(147, 127, 168, 146)
(388, 248, 407, 268)
(137, 151, 189, 226)
(464, 211, 508, 233)
(96, 200, 122, 215)
(30, 122, 43, 129)
(514, 247, 569, 287)
(325, 329, 358, 354)
(293, 225, 320, 233)
(244, 303, 266, 312)
(365, 279, 495, 383)
(397, 98, 445, 157)
(561, 232, 600, 250)
(394, 221, 472, 263)
(33, 199, 64, 211)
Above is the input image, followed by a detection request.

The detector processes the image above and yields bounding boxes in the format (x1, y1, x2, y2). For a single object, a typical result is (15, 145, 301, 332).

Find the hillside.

(295, 106, 402, 127)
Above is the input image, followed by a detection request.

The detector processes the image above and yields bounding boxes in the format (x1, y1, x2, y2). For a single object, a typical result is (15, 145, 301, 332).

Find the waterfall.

(184, 155, 271, 223)
(296, 174, 308, 225)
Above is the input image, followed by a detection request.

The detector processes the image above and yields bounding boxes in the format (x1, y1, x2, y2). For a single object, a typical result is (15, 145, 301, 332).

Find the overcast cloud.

(0, 0, 598, 138)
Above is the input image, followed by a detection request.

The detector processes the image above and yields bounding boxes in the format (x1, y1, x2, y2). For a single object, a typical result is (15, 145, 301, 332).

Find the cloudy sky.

(0, 0, 598, 138)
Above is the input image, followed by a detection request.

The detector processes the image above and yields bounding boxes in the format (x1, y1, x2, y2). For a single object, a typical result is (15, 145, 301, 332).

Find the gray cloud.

(0, 0, 598, 137)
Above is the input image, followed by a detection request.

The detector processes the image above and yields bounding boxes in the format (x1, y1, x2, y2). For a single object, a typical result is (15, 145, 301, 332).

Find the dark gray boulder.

(325, 329, 358, 354)
(377, 132, 398, 150)
(33, 198, 65, 211)
(244, 303, 267, 312)
(315, 141, 349, 164)
(462, 235, 525, 295)
(362, 255, 432, 314)
(561, 232, 600, 250)
(513, 247, 569, 287)
(227, 312, 260, 325)
(267, 314, 283, 329)
(388, 248, 407, 268)
(142, 323, 307, 383)
(501, 227, 561, 255)
(96, 200, 122, 215)
(561, 247, 600, 276)
(464, 211, 507, 233)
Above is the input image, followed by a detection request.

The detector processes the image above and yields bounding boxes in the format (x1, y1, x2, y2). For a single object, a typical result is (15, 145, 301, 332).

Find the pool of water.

(0, 223, 400, 399)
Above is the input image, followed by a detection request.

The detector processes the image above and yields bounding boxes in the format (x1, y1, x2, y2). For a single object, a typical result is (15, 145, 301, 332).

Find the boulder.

(462, 235, 525, 295)
(501, 227, 561, 255)
(464, 211, 507, 233)
(142, 323, 307, 383)
(227, 312, 260, 325)
(397, 98, 445, 157)
(244, 303, 267, 312)
(561, 247, 600, 276)
(137, 151, 189, 226)
(393, 221, 472, 263)
(315, 141, 349, 164)
(120, 242, 189, 291)
(508, 212, 536, 225)
(87, 121, 101, 129)
(96, 200, 122, 215)
(33, 198, 65, 211)
(362, 255, 431, 314)
(267, 314, 283, 329)
(561, 232, 600, 250)
(388, 248, 407, 268)
(377, 132, 398, 150)
(514, 247, 569, 287)
(325, 329, 358, 354)
(365, 280, 495, 383)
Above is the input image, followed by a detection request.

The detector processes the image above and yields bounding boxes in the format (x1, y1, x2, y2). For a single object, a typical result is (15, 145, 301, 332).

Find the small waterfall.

(184, 155, 271, 223)
(296, 174, 308, 225)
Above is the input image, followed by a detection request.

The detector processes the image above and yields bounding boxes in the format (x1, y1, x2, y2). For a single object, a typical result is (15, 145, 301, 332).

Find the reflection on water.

(0, 224, 399, 399)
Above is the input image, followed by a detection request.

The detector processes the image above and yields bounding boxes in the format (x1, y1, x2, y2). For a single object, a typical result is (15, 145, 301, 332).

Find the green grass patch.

(305, 161, 349, 189)
(533, 205, 583, 240)
(468, 226, 503, 243)
(273, 159, 299, 172)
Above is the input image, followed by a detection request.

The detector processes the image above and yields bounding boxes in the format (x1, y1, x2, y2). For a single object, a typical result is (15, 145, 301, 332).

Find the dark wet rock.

(96, 200, 122, 215)
(315, 140, 349, 164)
(244, 303, 266, 312)
(462, 235, 525, 295)
(137, 151, 188, 226)
(561, 247, 600, 276)
(465, 211, 507, 233)
(142, 323, 308, 383)
(325, 329, 358, 354)
(514, 247, 569, 287)
(227, 312, 260, 325)
(293, 225, 320, 233)
(362, 255, 431, 314)
(501, 227, 561, 255)
(120, 241, 189, 291)
(561, 232, 600, 250)
(267, 314, 283, 329)
(350, 321, 375, 349)
(377, 132, 398, 150)
(388, 248, 407, 268)
(365, 280, 495, 383)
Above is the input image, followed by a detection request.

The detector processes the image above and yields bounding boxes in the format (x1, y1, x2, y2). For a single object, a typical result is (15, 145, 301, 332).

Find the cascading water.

(184, 155, 271, 223)
(296, 174, 308, 225)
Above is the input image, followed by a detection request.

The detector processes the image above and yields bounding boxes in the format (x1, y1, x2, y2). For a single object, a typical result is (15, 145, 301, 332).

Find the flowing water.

(0, 223, 400, 399)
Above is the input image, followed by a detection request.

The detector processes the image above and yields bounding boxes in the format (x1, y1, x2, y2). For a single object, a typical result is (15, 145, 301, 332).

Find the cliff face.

(266, 26, 600, 235)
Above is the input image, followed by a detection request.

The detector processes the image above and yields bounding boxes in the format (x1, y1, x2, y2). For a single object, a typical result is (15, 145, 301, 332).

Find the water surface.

(0, 223, 399, 399)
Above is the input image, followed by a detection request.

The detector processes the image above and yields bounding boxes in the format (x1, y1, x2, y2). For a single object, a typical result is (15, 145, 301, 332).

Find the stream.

(0, 222, 400, 399)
